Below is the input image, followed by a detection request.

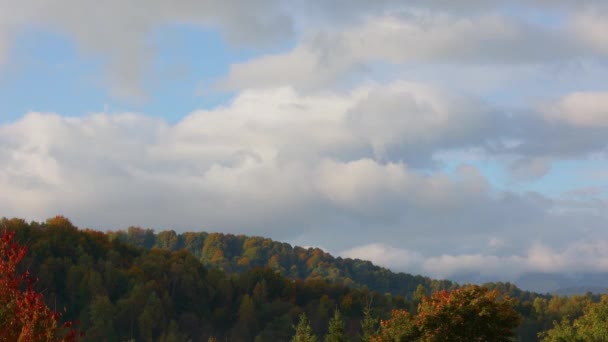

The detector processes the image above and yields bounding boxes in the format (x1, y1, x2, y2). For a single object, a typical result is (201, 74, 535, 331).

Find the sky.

(1, 0, 608, 282)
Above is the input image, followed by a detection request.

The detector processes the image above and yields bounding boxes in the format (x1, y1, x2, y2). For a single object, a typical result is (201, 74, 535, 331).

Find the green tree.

(413, 284, 427, 303)
(541, 295, 608, 342)
(233, 294, 257, 340)
(539, 318, 581, 342)
(138, 292, 164, 341)
(371, 310, 419, 342)
(325, 308, 346, 342)
(87, 295, 116, 341)
(360, 304, 378, 342)
(293, 313, 317, 342)
(157, 230, 179, 251)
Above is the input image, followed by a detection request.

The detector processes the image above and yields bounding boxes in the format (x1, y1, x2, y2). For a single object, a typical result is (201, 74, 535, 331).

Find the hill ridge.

(108, 226, 463, 298)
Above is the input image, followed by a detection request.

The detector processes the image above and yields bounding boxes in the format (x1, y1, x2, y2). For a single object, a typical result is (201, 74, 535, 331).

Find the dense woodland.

(106, 227, 456, 298)
(1, 216, 607, 341)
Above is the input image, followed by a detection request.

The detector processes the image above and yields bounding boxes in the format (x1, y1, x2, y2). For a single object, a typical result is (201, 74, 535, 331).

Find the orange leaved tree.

(373, 285, 520, 342)
(417, 285, 520, 341)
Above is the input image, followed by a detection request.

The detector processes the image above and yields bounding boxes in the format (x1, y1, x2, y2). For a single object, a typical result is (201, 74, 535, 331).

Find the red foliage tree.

(0, 229, 81, 341)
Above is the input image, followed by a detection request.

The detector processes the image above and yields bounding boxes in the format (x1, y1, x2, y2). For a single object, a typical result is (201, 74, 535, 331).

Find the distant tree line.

(107, 227, 456, 298)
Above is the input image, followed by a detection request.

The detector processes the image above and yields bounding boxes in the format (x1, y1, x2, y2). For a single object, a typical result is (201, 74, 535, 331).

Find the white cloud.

(2, 83, 603, 263)
(341, 243, 424, 271)
(341, 239, 608, 280)
(0, 84, 545, 238)
(315, 159, 410, 209)
(1, 0, 607, 99)
(543, 91, 608, 127)
(570, 8, 608, 55)
(218, 13, 581, 91)
(345, 82, 491, 158)
(2, 0, 608, 286)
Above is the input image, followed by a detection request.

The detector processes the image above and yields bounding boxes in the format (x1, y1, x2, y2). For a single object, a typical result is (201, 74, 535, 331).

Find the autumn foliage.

(373, 285, 521, 342)
(0, 217, 597, 340)
(0, 229, 80, 342)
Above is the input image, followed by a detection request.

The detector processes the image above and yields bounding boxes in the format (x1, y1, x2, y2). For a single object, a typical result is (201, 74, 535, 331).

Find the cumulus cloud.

(2, 83, 607, 275)
(2, 0, 606, 98)
(0, 83, 492, 228)
(0, 84, 535, 235)
(315, 159, 411, 213)
(542, 91, 608, 127)
(492, 108, 608, 160)
(570, 8, 608, 55)
(345, 82, 492, 158)
(3, 0, 608, 283)
(218, 12, 585, 91)
(487, 91, 608, 161)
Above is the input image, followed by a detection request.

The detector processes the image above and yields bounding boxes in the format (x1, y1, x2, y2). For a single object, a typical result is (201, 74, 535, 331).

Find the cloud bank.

(1, 84, 608, 279)
(2, 0, 608, 281)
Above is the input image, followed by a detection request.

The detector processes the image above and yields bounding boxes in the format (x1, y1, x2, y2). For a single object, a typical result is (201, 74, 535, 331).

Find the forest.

(1, 216, 607, 341)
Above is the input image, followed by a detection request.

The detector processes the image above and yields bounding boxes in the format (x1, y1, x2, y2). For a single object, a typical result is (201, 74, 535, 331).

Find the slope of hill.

(106, 226, 457, 298)
(4, 216, 594, 341)
(2, 216, 407, 341)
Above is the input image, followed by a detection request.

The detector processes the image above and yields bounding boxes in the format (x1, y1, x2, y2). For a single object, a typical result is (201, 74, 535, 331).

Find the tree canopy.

(371, 285, 520, 342)
(1, 216, 603, 341)
(541, 295, 608, 341)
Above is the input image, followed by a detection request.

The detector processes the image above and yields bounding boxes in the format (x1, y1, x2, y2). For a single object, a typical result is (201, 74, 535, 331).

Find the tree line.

(107, 227, 456, 298)
(1, 216, 606, 341)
